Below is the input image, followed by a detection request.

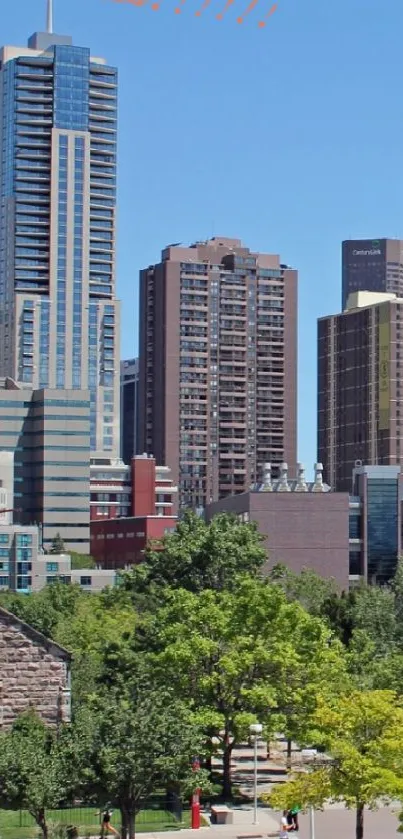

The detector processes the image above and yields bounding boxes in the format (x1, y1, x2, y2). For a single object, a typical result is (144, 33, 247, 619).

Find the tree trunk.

(34, 808, 48, 839)
(128, 811, 135, 839)
(222, 736, 233, 799)
(120, 807, 128, 839)
(356, 803, 364, 839)
(287, 738, 292, 759)
(205, 754, 212, 773)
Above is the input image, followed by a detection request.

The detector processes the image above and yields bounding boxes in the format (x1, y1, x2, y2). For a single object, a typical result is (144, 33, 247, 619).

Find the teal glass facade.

(350, 465, 402, 584)
(366, 478, 398, 582)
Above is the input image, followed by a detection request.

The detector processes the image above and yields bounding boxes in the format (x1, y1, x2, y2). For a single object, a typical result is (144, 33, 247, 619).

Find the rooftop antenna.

(46, 0, 53, 34)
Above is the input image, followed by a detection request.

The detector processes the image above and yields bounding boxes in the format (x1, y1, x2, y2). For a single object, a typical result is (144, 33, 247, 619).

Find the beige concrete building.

(31, 554, 116, 592)
(0, 379, 90, 551)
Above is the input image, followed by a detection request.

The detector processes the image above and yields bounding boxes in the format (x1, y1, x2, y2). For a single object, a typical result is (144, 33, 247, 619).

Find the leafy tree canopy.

(146, 576, 347, 797)
(265, 690, 403, 839)
(89, 663, 210, 839)
(69, 552, 96, 570)
(0, 712, 90, 839)
(119, 511, 266, 596)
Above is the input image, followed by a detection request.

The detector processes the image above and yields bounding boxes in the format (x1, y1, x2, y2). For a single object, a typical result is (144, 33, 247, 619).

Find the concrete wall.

(0, 608, 70, 728)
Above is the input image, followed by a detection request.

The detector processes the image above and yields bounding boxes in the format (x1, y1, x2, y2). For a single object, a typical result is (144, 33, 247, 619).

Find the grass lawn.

(0, 807, 192, 838)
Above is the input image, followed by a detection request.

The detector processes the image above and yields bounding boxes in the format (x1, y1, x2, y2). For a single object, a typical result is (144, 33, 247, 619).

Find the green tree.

(69, 552, 96, 570)
(349, 585, 397, 658)
(53, 593, 137, 709)
(50, 533, 66, 554)
(0, 713, 87, 839)
(91, 670, 209, 839)
(0, 580, 83, 637)
(120, 511, 266, 596)
(266, 690, 403, 839)
(268, 564, 339, 616)
(148, 577, 347, 797)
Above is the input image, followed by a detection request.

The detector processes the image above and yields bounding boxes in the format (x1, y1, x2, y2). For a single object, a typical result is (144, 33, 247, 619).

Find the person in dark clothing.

(97, 807, 120, 839)
(288, 807, 300, 831)
(286, 811, 295, 831)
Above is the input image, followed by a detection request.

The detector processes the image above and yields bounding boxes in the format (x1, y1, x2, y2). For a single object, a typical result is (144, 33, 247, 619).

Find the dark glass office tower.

(0, 9, 120, 456)
(342, 238, 403, 310)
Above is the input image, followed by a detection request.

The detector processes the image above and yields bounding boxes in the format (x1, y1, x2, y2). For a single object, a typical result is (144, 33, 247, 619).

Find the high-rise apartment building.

(120, 358, 138, 465)
(138, 237, 297, 510)
(318, 291, 403, 492)
(342, 238, 403, 310)
(0, 8, 120, 456)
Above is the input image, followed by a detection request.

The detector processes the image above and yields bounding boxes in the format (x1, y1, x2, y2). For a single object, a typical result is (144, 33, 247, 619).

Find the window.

(46, 562, 59, 573)
(16, 534, 32, 546)
(80, 576, 92, 586)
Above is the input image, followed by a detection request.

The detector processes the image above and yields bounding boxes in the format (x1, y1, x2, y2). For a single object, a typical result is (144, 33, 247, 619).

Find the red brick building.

(90, 454, 177, 520)
(90, 455, 178, 569)
(91, 515, 177, 569)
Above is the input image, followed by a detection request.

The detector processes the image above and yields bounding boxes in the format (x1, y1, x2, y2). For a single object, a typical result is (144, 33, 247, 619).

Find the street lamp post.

(300, 750, 318, 839)
(250, 723, 263, 825)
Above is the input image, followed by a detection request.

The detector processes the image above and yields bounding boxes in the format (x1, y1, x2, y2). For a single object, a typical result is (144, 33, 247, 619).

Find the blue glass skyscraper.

(0, 4, 120, 456)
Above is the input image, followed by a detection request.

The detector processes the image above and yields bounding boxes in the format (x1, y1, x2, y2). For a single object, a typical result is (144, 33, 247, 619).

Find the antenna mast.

(46, 0, 53, 33)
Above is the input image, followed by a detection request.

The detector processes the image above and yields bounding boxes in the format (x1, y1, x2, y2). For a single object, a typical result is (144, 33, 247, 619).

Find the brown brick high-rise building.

(318, 291, 403, 492)
(138, 237, 297, 510)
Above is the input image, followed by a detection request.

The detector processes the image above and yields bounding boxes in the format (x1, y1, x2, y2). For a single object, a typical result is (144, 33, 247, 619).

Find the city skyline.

(4, 0, 403, 474)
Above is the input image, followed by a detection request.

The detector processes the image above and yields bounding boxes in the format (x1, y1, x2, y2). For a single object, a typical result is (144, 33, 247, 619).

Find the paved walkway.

(136, 805, 401, 839)
(137, 806, 279, 839)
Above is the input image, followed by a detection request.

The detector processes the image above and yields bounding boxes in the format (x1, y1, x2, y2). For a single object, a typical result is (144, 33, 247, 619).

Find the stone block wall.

(0, 610, 70, 728)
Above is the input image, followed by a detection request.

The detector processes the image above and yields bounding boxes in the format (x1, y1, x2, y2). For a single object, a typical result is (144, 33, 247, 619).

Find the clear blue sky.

(4, 0, 403, 475)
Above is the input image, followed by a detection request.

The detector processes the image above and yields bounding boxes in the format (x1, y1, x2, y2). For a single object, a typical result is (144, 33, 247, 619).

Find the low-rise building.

(91, 514, 177, 569)
(0, 606, 71, 728)
(0, 523, 115, 593)
(31, 554, 116, 592)
(206, 461, 403, 588)
(205, 463, 350, 589)
(90, 454, 177, 520)
(90, 454, 178, 569)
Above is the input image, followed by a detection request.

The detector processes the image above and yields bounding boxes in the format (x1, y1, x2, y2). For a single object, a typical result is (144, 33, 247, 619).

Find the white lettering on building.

(352, 249, 381, 256)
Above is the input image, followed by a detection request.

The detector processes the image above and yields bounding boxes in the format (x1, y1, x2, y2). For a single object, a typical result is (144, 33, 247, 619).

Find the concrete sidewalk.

(136, 806, 279, 839)
(134, 804, 402, 839)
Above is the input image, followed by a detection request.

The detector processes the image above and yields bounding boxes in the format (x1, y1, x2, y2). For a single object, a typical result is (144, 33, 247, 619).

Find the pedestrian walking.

(279, 811, 289, 838)
(289, 806, 300, 832)
(97, 807, 120, 839)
